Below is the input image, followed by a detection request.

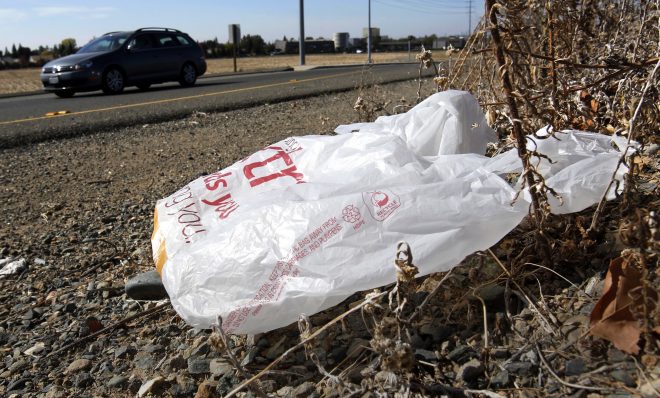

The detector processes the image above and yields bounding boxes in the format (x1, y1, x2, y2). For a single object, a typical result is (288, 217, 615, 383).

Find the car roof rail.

(136, 27, 182, 33)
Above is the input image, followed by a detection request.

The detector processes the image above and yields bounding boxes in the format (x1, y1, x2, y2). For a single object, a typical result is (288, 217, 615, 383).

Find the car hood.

(44, 53, 100, 67)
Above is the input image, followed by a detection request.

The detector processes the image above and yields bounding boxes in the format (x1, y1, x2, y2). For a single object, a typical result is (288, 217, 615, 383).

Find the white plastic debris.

(0, 258, 27, 277)
(335, 90, 497, 156)
(152, 91, 628, 333)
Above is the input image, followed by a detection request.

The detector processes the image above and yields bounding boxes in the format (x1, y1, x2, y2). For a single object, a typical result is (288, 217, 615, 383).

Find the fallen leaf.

(589, 257, 655, 354)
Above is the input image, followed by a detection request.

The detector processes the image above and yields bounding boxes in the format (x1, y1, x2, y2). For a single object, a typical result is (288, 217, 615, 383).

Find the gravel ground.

(0, 80, 657, 397)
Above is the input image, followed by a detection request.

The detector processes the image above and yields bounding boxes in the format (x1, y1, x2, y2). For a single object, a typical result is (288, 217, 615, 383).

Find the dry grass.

(0, 52, 416, 95)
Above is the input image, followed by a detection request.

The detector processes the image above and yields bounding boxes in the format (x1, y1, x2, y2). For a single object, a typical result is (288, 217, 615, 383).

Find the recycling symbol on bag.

(342, 205, 361, 224)
(362, 189, 401, 221)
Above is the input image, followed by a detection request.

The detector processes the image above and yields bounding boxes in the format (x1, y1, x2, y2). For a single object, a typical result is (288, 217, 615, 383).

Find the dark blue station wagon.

(40, 27, 207, 98)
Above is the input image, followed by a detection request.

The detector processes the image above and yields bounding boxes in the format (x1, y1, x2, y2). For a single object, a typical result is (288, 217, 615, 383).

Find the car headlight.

(74, 61, 93, 70)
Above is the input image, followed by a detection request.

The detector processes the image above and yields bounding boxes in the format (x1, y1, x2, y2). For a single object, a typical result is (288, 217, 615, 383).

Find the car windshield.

(78, 34, 130, 53)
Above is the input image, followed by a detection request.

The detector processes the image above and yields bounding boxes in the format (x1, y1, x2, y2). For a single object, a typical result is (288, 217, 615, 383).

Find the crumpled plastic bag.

(152, 90, 628, 333)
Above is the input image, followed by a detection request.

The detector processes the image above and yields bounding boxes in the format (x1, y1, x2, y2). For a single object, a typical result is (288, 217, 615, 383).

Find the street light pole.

(299, 0, 305, 66)
(367, 0, 372, 64)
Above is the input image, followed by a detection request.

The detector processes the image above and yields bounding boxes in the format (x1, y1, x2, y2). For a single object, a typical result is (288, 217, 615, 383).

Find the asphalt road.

(0, 63, 430, 148)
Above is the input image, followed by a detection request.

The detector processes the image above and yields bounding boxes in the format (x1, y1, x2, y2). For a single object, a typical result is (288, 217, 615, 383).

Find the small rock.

(607, 348, 628, 362)
(172, 374, 198, 396)
(264, 336, 287, 360)
(143, 343, 165, 354)
(6, 378, 28, 392)
(457, 359, 484, 382)
(293, 381, 316, 397)
(210, 358, 234, 376)
(565, 358, 587, 376)
(22, 309, 37, 320)
(414, 349, 437, 361)
(491, 369, 510, 387)
(240, 346, 259, 367)
(125, 270, 168, 301)
(643, 143, 659, 156)
(137, 376, 168, 397)
(114, 345, 136, 359)
(419, 323, 454, 343)
(472, 284, 505, 302)
(0, 258, 26, 277)
(188, 357, 211, 374)
(491, 347, 509, 358)
(640, 378, 660, 398)
(610, 369, 635, 387)
(277, 386, 295, 397)
(65, 358, 92, 374)
(24, 342, 46, 356)
(74, 372, 93, 388)
(107, 375, 129, 389)
(167, 354, 187, 370)
(504, 361, 534, 376)
(195, 380, 220, 398)
(190, 341, 210, 357)
(133, 352, 156, 369)
(44, 386, 66, 398)
(447, 345, 475, 363)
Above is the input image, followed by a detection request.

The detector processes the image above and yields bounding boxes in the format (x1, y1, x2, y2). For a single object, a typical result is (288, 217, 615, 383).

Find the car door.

(153, 33, 184, 79)
(123, 33, 163, 81)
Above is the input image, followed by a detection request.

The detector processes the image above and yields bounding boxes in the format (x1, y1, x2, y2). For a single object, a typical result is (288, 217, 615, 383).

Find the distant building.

(0, 56, 19, 67)
(350, 38, 365, 48)
(379, 40, 418, 52)
(433, 36, 467, 50)
(362, 27, 380, 39)
(333, 32, 350, 52)
(274, 39, 335, 54)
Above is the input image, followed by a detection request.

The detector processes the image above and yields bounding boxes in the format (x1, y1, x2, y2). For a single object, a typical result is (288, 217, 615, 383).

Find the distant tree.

(60, 38, 77, 56)
(283, 35, 287, 41)
(240, 34, 266, 55)
(17, 44, 31, 66)
(3, 47, 8, 57)
(11, 44, 17, 57)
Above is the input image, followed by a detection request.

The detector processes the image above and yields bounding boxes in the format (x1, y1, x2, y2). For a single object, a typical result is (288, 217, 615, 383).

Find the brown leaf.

(589, 257, 643, 354)
(85, 316, 104, 334)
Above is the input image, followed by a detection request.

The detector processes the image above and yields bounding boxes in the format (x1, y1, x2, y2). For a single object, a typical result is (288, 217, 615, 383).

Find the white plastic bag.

(152, 91, 627, 333)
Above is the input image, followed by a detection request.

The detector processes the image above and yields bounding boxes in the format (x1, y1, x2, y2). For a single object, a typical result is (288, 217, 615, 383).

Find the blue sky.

(0, 0, 482, 52)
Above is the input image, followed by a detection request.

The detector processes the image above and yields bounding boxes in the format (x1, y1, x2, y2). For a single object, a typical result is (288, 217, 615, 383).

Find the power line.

(374, 0, 470, 15)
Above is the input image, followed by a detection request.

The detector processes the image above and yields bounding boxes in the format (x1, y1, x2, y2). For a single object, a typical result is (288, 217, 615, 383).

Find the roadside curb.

(293, 61, 418, 71)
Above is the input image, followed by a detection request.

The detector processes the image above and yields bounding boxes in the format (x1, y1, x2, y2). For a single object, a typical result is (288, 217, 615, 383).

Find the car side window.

(175, 34, 191, 46)
(127, 34, 154, 51)
(156, 33, 180, 48)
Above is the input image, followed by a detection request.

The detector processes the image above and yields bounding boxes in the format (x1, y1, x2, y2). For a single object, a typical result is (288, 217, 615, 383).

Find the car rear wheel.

(102, 67, 125, 94)
(179, 63, 197, 87)
(54, 90, 75, 98)
(136, 83, 151, 91)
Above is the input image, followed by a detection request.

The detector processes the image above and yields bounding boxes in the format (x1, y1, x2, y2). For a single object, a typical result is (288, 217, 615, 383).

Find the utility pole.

(299, 0, 305, 65)
(367, 0, 372, 64)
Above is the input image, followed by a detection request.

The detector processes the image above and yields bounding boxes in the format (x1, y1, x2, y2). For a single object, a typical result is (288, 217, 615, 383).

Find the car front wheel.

(102, 67, 125, 94)
(179, 63, 197, 87)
